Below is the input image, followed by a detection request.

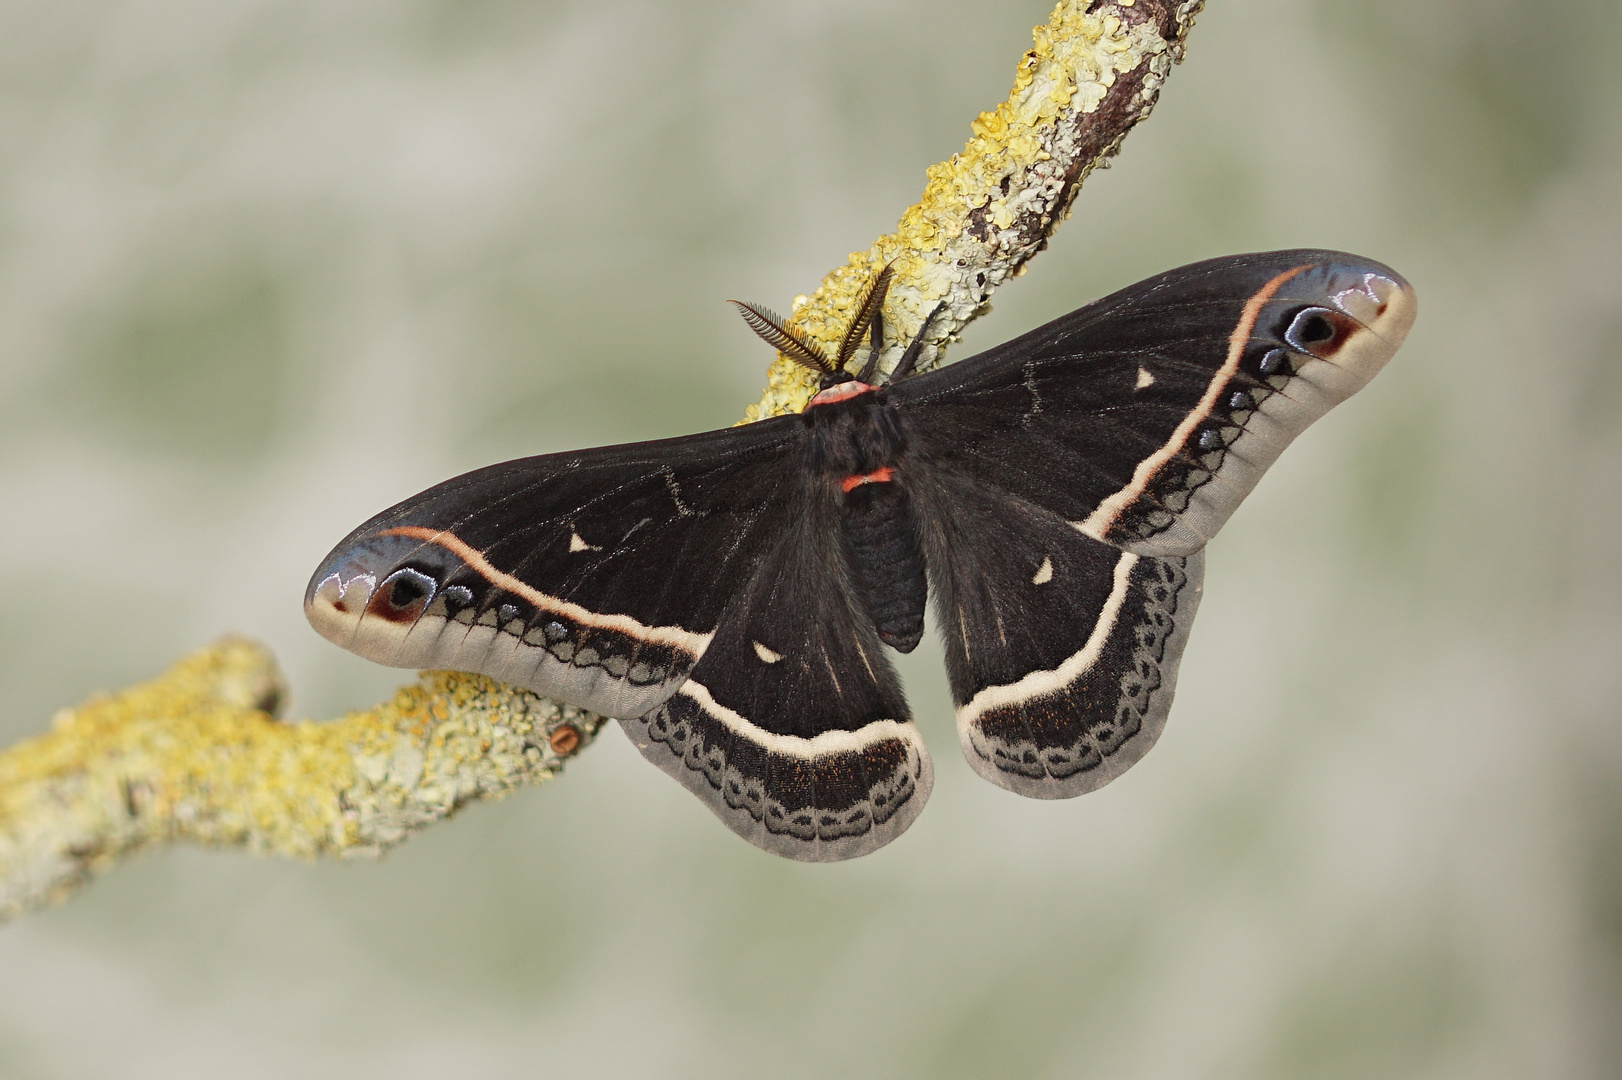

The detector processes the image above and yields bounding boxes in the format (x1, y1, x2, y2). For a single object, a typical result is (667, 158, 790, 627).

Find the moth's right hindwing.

(622, 482, 932, 862)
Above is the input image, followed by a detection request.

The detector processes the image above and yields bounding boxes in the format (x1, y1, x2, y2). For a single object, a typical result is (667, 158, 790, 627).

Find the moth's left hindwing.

(912, 469, 1204, 798)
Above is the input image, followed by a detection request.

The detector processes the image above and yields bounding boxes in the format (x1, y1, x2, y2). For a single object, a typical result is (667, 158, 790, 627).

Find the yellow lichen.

(0, 639, 600, 917)
(745, 0, 1182, 419)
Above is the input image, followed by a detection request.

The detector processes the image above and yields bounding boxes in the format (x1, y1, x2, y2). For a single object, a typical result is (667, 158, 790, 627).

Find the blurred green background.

(2, 0, 1619, 1076)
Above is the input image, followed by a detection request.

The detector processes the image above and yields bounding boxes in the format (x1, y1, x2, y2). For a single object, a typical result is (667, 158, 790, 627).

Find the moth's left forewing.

(1079, 255, 1417, 555)
(893, 251, 1416, 558)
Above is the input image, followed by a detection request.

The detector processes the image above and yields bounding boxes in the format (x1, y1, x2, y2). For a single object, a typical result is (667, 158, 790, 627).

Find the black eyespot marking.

(440, 584, 474, 612)
(388, 571, 431, 609)
(1285, 306, 1356, 356)
(1293, 311, 1334, 345)
(369, 567, 437, 623)
(543, 621, 570, 643)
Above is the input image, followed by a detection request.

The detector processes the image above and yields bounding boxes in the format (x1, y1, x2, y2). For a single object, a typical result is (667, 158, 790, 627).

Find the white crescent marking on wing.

(677, 678, 914, 759)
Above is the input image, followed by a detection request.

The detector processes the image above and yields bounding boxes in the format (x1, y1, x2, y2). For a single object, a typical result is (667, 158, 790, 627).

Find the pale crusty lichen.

(744, 0, 1204, 421)
(0, 638, 601, 920)
(0, 0, 1204, 922)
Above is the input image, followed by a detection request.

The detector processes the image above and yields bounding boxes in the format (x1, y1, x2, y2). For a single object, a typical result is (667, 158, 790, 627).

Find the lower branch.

(0, 638, 601, 920)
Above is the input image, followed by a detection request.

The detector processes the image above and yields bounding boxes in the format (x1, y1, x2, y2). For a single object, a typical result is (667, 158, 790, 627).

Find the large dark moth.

(307, 250, 1415, 860)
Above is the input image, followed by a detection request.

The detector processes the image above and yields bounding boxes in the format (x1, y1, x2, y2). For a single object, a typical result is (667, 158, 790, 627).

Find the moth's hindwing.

(621, 490, 931, 861)
(304, 418, 803, 719)
(893, 250, 1416, 557)
(916, 472, 1205, 797)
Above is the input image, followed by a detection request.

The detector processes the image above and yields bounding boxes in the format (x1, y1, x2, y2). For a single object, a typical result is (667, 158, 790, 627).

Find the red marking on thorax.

(841, 467, 894, 493)
(806, 381, 877, 408)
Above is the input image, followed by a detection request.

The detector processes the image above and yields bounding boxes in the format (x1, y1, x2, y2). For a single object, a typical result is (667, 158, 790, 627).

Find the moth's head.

(730, 261, 898, 395)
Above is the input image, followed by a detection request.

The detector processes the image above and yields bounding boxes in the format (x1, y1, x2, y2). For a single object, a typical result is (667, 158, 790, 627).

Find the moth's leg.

(856, 302, 888, 384)
(886, 301, 948, 384)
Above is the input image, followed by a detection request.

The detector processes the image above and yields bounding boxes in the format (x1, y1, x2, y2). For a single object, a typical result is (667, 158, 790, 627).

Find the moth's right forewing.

(304, 417, 806, 719)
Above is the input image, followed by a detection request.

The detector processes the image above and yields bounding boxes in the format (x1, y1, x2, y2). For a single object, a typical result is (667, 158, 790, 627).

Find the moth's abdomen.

(839, 478, 927, 653)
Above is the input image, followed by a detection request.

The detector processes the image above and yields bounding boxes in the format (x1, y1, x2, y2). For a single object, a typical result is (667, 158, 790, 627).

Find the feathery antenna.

(728, 301, 832, 373)
(836, 262, 895, 370)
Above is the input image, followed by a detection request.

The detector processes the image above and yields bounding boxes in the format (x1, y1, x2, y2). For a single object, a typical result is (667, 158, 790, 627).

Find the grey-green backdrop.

(2, 0, 1618, 1077)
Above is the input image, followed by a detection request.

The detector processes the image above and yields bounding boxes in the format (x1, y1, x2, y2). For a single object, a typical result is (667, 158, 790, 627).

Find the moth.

(306, 250, 1415, 860)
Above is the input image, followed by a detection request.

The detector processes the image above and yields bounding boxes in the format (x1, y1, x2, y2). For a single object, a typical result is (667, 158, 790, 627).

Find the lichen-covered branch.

(746, 0, 1204, 420)
(0, 638, 601, 920)
(0, 0, 1202, 921)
